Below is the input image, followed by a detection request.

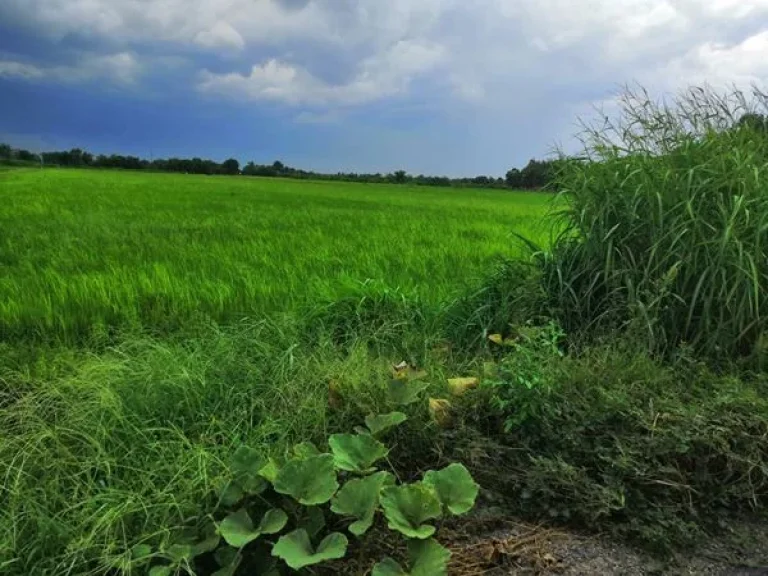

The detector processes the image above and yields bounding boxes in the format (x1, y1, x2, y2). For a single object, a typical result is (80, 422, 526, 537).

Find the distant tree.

(0, 143, 11, 159)
(393, 170, 407, 184)
(222, 158, 240, 175)
(505, 168, 522, 188)
(17, 149, 38, 162)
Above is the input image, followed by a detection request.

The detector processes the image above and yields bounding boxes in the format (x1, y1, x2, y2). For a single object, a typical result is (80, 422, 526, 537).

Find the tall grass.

(544, 85, 768, 359)
(0, 319, 456, 575)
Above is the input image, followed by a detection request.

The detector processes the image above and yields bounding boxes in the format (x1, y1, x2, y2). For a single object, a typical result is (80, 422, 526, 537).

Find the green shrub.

(442, 258, 546, 352)
(544, 85, 768, 360)
(469, 335, 768, 550)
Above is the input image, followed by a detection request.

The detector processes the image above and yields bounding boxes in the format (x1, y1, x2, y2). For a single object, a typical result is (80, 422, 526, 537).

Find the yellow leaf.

(391, 362, 428, 381)
(488, 334, 503, 345)
(447, 377, 479, 396)
(429, 398, 452, 427)
(392, 361, 409, 380)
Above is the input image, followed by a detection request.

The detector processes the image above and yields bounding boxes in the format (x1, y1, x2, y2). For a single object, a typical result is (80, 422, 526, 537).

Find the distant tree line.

(0, 143, 564, 190)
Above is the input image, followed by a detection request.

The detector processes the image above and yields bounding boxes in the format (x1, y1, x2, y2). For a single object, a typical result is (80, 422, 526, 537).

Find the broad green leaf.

(423, 463, 479, 516)
(165, 544, 194, 563)
(211, 547, 241, 576)
(218, 480, 245, 507)
(258, 508, 289, 535)
(149, 567, 172, 576)
(380, 483, 442, 539)
(191, 533, 221, 557)
(231, 446, 269, 495)
(372, 558, 407, 576)
(293, 441, 322, 459)
(130, 544, 153, 560)
(329, 433, 389, 474)
(365, 412, 407, 436)
(258, 458, 281, 484)
(213, 546, 239, 568)
(331, 471, 395, 536)
(372, 539, 451, 576)
(297, 506, 326, 539)
(218, 508, 288, 548)
(273, 454, 339, 505)
(388, 379, 430, 406)
(272, 529, 348, 570)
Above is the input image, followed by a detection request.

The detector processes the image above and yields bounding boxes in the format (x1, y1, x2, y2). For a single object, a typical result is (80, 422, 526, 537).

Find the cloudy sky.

(1, 0, 767, 176)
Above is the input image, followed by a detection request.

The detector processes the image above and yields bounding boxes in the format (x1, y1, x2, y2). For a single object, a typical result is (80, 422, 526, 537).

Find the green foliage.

(388, 379, 430, 406)
(483, 322, 565, 430)
(372, 538, 451, 576)
(329, 433, 389, 474)
(544, 85, 768, 361)
(475, 343, 768, 550)
(292, 441, 322, 459)
(380, 484, 443, 539)
(331, 471, 395, 536)
(365, 412, 408, 436)
(230, 445, 269, 495)
(271, 530, 348, 570)
(273, 454, 339, 505)
(212, 546, 241, 576)
(423, 464, 479, 516)
(218, 508, 288, 548)
(76, 358, 473, 576)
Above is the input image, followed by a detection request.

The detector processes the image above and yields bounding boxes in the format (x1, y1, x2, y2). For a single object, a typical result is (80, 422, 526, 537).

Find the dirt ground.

(446, 516, 768, 575)
(325, 511, 768, 575)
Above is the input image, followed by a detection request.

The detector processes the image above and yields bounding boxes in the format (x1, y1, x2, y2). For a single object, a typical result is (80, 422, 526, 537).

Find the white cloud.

(0, 52, 142, 85)
(0, 61, 45, 80)
(195, 21, 245, 51)
(198, 40, 446, 105)
(665, 31, 768, 88)
(2, 0, 768, 114)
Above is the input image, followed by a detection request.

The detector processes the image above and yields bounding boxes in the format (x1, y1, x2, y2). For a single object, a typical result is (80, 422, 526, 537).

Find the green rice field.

(0, 168, 553, 341)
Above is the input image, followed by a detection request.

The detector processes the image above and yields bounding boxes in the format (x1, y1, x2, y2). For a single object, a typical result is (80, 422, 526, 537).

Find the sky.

(1, 1, 768, 177)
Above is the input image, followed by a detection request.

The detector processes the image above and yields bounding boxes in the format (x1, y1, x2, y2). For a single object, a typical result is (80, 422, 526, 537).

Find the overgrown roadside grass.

(453, 337, 768, 552)
(0, 317, 462, 575)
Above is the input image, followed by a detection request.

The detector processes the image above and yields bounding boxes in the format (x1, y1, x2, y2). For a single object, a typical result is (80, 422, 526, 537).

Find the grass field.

(0, 168, 552, 342)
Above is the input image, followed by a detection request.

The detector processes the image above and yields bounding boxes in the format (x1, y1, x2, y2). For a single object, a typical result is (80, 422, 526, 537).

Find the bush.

(441, 258, 546, 353)
(544, 85, 768, 361)
(463, 334, 768, 550)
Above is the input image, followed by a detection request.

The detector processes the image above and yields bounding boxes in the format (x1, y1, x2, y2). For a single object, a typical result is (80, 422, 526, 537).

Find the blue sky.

(1, 1, 767, 177)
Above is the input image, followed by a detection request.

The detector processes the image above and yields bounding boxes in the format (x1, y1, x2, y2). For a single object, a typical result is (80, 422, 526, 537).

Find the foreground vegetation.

(1, 85, 767, 575)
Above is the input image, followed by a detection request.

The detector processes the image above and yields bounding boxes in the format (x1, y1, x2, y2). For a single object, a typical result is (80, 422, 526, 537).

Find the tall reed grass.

(544, 85, 768, 359)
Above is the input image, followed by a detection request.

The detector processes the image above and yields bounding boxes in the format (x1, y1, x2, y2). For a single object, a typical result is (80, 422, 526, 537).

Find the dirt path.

(324, 511, 767, 575)
(446, 517, 768, 575)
